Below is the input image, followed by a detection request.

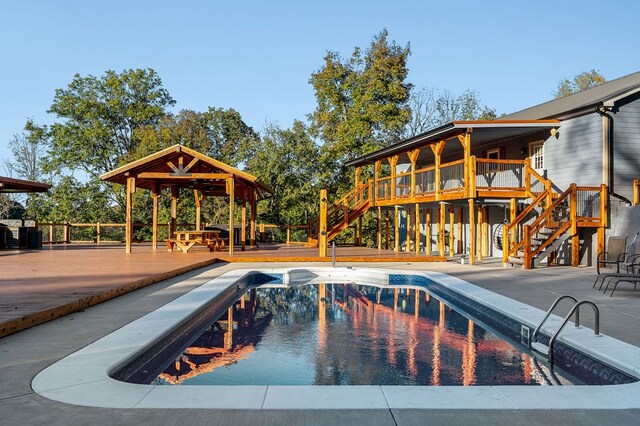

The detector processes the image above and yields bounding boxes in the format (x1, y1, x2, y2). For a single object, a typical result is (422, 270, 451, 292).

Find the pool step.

(531, 341, 550, 356)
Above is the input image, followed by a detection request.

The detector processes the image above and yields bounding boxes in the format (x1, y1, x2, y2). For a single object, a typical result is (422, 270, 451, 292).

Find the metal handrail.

(547, 301, 600, 364)
(531, 295, 578, 344)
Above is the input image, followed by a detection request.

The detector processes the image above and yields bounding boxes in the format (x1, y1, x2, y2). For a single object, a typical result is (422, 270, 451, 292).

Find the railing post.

(319, 189, 328, 257)
(523, 225, 531, 269)
(388, 155, 398, 203)
(570, 183, 579, 267)
(600, 184, 608, 228)
(49, 223, 54, 243)
(286, 224, 291, 245)
(64, 222, 70, 244)
(502, 224, 510, 264)
(524, 158, 531, 196)
(96, 222, 101, 244)
(469, 155, 477, 197)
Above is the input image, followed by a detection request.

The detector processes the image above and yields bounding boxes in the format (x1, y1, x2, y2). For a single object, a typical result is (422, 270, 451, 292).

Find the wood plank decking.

(0, 243, 444, 337)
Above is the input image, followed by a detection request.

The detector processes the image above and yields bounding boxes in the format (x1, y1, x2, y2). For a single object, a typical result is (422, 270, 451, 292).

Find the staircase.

(504, 184, 577, 268)
(307, 182, 372, 246)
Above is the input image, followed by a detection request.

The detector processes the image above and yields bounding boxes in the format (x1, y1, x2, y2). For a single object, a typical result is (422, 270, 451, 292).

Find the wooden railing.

(372, 157, 551, 206)
(634, 179, 640, 205)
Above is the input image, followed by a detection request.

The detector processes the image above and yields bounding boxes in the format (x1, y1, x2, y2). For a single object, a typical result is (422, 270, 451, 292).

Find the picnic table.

(166, 230, 227, 253)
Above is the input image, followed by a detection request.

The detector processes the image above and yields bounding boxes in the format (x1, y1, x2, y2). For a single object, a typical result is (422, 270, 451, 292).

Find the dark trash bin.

(28, 229, 43, 249)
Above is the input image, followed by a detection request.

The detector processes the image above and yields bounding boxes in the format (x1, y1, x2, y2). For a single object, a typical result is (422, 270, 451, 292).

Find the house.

(312, 71, 640, 268)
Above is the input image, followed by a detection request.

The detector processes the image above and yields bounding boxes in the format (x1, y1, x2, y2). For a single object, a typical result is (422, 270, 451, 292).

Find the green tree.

(202, 107, 260, 167)
(46, 68, 175, 178)
(246, 121, 319, 227)
(309, 29, 412, 193)
(554, 69, 606, 98)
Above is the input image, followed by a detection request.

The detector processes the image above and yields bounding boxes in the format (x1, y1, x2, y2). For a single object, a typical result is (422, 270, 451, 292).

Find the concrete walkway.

(1, 260, 640, 424)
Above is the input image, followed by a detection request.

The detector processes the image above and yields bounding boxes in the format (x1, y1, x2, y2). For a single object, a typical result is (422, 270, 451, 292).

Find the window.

(529, 142, 544, 171)
(486, 148, 501, 160)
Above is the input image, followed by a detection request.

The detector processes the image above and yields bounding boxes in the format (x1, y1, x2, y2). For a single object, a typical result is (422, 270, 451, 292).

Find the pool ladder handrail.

(531, 295, 600, 365)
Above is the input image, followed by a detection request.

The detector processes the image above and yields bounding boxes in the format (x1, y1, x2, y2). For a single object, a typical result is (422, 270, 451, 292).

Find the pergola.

(0, 176, 51, 193)
(100, 145, 272, 254)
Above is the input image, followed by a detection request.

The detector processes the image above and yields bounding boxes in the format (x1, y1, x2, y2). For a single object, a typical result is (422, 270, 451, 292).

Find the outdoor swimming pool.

(32, 267, 640, 410)
(152, 283, 582, 386)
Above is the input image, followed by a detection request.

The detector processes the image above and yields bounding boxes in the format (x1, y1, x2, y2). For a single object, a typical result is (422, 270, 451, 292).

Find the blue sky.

(1, 0, 639, 168)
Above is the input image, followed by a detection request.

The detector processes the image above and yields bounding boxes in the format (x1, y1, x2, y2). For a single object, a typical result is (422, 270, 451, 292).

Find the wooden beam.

(430, 141, 445, 201)
(228, 177, 235, 256)
(125, 177, 135, 254)
(385, 210, 390, 250)
(406, 206, 412, 252)
(468, 199, 475, 265)
(408, 148, 420, 199)
(415, 203, 421, 255)
(477, 205, 483, 261)
(136, 172, 231, 180)
(194, 189, 202, 231)
(457, 207, 463, 254)
(438, 203, 445, 257)
(449, 206, 455, 258)
(152, 184, 159, 250)
(457, 131, 472, 197)
(170, 187, 179, 238)
(241, 186, 247, 251)
(394, 205, 400, 252)
(388, 155, 399, 202)
(250, 188, 256, 248)
(377, 206, 382, 250)
(319, 189, 328, 257)
(425, 208, 431, 254)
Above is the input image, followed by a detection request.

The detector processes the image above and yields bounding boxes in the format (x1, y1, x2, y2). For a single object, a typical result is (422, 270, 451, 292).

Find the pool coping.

(31, 267, 640, 410)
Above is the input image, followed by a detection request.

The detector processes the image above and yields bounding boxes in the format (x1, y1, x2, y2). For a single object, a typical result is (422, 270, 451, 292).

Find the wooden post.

(64, 223, 70, 243)
(600, 184, 608, 228)
(408, 148, 420, 199)
(509, 198, 517, 252)
(457, 207, 463, 254)
(194, 189, 202, 231)
(227, 177, 235, 255)
(523, 225, 531, 269)
(389, 155, 399, 202)
(477, 205, 483, 261)
(385, 210, 390, 250)
(250, 188, 256, 248)
(431, 141, 445, 201)
(415, 203, 421, 255)
(457, 131, 472, 197)
(597, 226, 605, 261)
(570, 184, 578, 267)
(425, 208, 431, 254)
(438, 202, 445, 257)
(125, 177, 135, 254)
(152, 184, 159, 250)
(484, 206, 490, 257)
(377, 206, 382, 250)
(406, 206, 411, 252)
(170, 187, 178, 238)
(468, 199, 475, 265)
(394, 205, 400, 252)
(241, 187, 247, 251)
(49, 223, 53, 243)
(286, 225, 291, 244)
(319, 189, 328, 257)
(449, 206, 455, 258)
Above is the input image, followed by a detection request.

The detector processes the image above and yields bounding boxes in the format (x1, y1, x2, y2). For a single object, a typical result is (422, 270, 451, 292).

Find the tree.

(9, 119, 47, 182)
(554, 69, 606, 98)
(309, 29, 412, 193)
(46, 68, 175, 178)
(202, 107, 260, 167)
(246, 121, 319, 226)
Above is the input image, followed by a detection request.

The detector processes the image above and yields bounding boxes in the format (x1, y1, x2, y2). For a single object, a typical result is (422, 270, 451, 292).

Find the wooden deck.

(0, 243, 444, 337)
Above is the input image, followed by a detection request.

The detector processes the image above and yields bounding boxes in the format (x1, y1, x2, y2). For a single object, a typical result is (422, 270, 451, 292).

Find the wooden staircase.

(307, 182, 373, 247)
(504, 184, 578, 268)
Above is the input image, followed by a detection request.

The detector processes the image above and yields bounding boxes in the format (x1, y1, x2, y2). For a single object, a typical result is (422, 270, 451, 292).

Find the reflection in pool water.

(154, 284, 580, 386)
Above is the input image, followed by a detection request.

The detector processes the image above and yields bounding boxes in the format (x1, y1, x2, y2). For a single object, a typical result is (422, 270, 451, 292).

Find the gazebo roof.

(99, 145, 272, 199)
(0, 176, 51, 193)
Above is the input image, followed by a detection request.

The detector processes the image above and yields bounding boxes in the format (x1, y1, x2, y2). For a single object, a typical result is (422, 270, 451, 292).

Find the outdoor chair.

(603, 275, 640, 297)
(593, 234, 640, 290)
(596, 236, 628, 275)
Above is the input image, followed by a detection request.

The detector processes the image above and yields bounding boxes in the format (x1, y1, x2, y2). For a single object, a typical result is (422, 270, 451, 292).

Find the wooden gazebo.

(100, 145, 272, 254)
(0, 176, 51, 193)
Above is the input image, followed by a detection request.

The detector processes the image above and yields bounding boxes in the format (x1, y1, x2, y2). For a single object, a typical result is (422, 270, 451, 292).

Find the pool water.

(153, 284, 582, 386)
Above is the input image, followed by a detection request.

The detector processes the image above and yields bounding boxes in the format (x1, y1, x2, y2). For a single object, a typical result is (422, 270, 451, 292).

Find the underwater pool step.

(531, 341, 550, 356)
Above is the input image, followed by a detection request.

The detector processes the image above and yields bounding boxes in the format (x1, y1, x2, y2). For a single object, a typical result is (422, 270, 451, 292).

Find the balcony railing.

(372, 157, 546, 206)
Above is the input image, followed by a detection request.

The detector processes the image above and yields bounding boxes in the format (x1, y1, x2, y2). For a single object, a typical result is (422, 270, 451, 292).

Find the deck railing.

(634, 179, 640, 205)
(371, 157, 549, 205)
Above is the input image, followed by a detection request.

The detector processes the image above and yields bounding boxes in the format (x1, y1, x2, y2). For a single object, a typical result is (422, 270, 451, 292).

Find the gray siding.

(544, 114, 602, 191)
(612, 92, 640, 200)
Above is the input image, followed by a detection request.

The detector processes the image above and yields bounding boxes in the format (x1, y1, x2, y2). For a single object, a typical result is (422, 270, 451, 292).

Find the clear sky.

(1, 0, 639, 166)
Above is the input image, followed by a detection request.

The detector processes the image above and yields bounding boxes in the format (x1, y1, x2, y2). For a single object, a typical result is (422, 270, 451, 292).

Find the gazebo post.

(152, 182, 159, 250)
(241, 185, 247, 251)
(194, 189, 202, 231)
(125, 177, 135, 254)
(250, 188, 256, 248)
(227, 177, 235, 255)
(170, 187, 179, 238)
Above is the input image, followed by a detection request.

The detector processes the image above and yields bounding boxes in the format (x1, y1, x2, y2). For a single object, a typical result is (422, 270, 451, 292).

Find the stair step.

(508, 257, 524, 265)
(531, 341, 550, 356)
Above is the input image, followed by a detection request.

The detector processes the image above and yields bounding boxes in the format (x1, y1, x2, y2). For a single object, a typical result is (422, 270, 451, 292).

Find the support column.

(483, 206, 489, 257)
(227, 177, 235, 255)
(425, 208, 432, 254)
(415, 203, 421, 255)
(457, 207, 463, 254)
(241, 186, 247, 251)
(385, 211, 390, 250)
(406, 206, 412, 252)
(509, 198, 517, 247)
(431, 141, 445, 201)
(250, 188, 256, 248)
(468, 199, 475, 265)
(377, 206, 382, 250)
(170, 187, 179, 238)
(449, 206, 455, 258)
(394, 205, 400, 252)
(194, 189, 202, 231)
(408, 149, 421, 199)
(389, 155, 399, 202)
(152, 183, 159, 250)
(358, 215, 363, 247)
(570, 183, 579, 267)
(438, 202, 445, 257)
(319, 189, 328, 257)
(125, 177, 135, 254)
(457, 131, 472, 197)
(477, 205, 483, 261)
